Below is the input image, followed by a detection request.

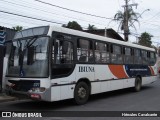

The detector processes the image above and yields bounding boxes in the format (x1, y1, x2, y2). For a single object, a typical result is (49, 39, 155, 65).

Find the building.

(84, 28, 124, 41)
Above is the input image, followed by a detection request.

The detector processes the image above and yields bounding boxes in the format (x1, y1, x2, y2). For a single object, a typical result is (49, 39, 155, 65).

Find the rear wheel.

(134, 77, 142, 92)
(74, 82, 89, 105)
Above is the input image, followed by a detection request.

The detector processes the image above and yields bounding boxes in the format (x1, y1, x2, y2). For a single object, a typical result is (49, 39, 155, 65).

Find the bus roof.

(49, 26, 155, 52)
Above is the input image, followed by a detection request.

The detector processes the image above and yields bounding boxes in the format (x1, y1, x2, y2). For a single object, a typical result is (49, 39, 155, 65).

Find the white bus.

(5, 26, 157, 104)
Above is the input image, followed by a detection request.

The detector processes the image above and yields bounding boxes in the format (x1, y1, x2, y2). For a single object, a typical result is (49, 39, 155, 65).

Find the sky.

(0, 0, 160, 45)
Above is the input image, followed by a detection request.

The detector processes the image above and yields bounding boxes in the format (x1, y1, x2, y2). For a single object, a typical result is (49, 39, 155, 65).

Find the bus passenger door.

(51, 33, 75, 101)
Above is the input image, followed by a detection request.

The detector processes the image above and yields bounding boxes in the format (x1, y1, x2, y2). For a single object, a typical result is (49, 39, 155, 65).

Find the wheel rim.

(78, 87, 87, 99)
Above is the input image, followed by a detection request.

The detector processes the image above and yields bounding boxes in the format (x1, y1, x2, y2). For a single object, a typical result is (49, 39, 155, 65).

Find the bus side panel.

(142, 77, 150, 85)
(51, 86, 61, 101)
(142, 76, 157, 85)
(110, 80, 124, 91)
(59, 74, 75, 100)
(141, 65, 157, 85)
(100, 81, 110, 93)
(94, 65, 111, 93)
(123, 78, 135, 88)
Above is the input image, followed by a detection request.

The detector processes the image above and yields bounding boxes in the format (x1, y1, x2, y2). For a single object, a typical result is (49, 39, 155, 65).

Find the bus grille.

(8, 80, 40, 92)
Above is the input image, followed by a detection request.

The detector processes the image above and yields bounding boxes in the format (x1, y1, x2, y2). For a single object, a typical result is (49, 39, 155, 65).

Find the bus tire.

(74, 82, 89, 105)
(134, 77, 142, 92)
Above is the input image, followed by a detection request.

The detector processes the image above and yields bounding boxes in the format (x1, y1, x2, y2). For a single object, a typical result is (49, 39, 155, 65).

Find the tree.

(12, 26, 23, 31)
(87, 24, 97, 30)
(138, 32, 153, 47)
(114, 8, 140, 41)
(151, 45, 157, 53)
(62, 21, 83, 31)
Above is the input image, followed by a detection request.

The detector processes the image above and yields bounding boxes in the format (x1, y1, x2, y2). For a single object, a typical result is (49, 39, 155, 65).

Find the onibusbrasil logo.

(1, 112, 42, 118)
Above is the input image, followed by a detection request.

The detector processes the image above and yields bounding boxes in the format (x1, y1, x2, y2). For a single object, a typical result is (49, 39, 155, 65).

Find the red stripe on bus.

(108, 65, 128, 79)
(149, 66, 155, 76)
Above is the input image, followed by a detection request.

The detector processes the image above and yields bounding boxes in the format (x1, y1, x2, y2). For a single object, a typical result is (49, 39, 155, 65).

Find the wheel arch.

(76, 78, 91, 94)
(136, 75, 142, 80)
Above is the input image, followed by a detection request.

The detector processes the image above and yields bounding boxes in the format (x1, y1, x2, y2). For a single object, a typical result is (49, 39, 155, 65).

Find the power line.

(0, 14, 42, 26)
(2, 0, 159, 34)
(0, 0, 108, 27)
(0, 0, 112, 27)
(146, 12, 160, 21)
(0, 10, 65, 25)
(0, 10, 89, 29)
(34, 0, 114, 20)
(141, 21, 160, 28)
(0, 21, 29, 28)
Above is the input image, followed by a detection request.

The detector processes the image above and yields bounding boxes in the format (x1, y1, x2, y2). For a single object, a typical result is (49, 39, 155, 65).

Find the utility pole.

(122, 0, 138, 41)
(124, 0, 129, 41)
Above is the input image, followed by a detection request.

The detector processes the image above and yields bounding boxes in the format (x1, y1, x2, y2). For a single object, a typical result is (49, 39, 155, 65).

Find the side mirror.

(62, 41, 68, 54)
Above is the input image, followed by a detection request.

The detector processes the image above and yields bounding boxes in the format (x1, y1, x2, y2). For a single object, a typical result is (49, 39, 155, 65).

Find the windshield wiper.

(18, 37, 37, 77)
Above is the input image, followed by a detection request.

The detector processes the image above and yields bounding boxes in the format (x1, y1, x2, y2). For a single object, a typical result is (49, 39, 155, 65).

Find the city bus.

(5, 26, 157, 104)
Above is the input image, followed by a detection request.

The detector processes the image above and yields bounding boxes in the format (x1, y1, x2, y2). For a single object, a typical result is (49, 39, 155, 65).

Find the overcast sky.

(0, 0, 160, 45)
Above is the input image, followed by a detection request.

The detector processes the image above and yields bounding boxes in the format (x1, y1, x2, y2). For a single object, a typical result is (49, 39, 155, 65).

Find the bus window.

(150, 52, 156, 65)
(95, 42, 109, 63)
(141, 50, 148, 65)
(147, 51, 150, 65)
(77, 39, 93, 62)
(111, 45, 123, 64)
(134, 49, 142, 64)
(54, 40, 73, 64)
(52, 35, 74, 77)
(124, 47, 133, 64)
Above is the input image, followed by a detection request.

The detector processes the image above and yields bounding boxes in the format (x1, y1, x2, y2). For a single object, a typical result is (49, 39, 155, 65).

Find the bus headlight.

(29, 87, 46, 93)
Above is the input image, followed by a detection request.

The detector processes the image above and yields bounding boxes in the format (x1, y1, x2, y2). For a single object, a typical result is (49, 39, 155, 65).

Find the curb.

(0, 94, 18, 103)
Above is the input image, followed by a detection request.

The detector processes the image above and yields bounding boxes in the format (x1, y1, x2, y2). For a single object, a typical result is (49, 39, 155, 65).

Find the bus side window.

(124, 47, 133, 64)
(147, 51, 151, 65)
(142, 50, 148, 65)
(150, 52, 156, 65)
(77, 39, 93, 62)
(55, 40, 73, 64)
(111, 45, 123, 64)
(95, 42, 109, 63)
(134, 49, 142, 64)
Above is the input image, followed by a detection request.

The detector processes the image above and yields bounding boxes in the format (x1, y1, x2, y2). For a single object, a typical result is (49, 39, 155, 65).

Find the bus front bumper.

(4, 85, 51, 101)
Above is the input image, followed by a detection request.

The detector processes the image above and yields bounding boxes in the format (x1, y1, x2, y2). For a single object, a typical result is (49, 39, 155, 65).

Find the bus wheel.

(74, 82, 89, 105)
(134, 77, 142, 92)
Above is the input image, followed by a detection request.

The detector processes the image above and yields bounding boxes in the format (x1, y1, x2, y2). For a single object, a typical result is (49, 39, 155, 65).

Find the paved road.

(0, 79, 160, 120)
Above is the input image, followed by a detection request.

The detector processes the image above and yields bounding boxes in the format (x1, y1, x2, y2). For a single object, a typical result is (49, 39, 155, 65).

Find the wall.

(0, 27, 16, 92)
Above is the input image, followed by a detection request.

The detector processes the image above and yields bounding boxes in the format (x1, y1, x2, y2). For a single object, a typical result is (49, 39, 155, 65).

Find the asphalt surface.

(0, 78, 160, 120)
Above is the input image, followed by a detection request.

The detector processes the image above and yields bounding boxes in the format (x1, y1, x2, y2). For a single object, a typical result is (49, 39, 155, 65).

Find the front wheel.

(74, 82, 90, 105)
(134, 77, 142, 92)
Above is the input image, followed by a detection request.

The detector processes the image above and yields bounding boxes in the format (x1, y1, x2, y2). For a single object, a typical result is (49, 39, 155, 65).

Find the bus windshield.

(7, 36, 49, 78)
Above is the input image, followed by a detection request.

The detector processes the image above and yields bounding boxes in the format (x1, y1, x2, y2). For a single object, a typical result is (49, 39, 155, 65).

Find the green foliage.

(12, 26, 23, 31)
(114, 8, 140, 32)
(138, 32, 153, 47)
(62, 21, 83, 30)
(87, 24, 97, 30)
(151, 45, 157, 53)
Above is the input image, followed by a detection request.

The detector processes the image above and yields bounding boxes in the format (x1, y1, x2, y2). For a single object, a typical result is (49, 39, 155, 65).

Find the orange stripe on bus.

(108, 65, 128, 79)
